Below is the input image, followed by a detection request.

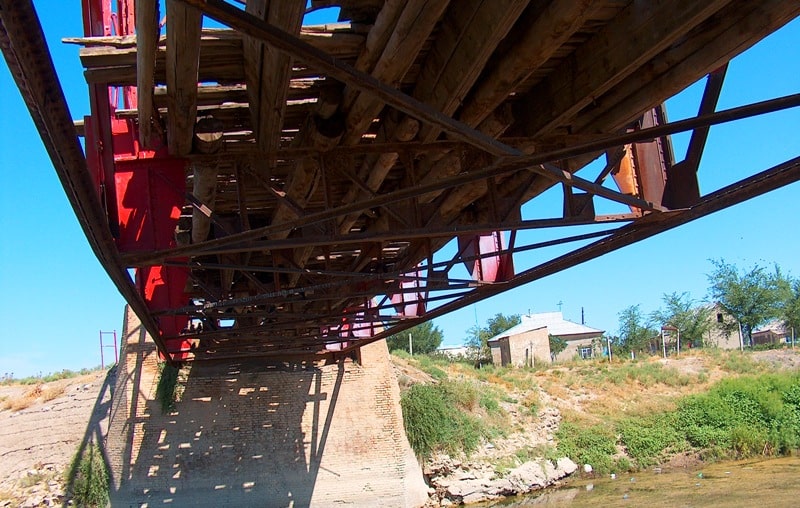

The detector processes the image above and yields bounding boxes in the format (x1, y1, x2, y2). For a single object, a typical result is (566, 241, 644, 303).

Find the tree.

(650, 292, 712, 348)
(707, 259, 783, 347)
(385, 321, 443, 354)
(617, 305, 656, 354)
(465, 313, 521, 362)
(779, 278, 800, 341)
(549, 334, 568, 361)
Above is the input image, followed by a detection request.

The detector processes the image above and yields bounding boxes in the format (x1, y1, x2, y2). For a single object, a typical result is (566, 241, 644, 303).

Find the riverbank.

(391, 348, 800, 506)
(487, 455, 800, 507)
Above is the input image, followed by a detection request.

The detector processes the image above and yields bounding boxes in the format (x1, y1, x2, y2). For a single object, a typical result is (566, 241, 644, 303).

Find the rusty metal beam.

(337, 154, 800, 353)
(124, 90, 800, 266)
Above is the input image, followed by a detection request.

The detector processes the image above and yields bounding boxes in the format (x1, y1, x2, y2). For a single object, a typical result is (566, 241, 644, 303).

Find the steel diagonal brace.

(124, 85, 800, 267)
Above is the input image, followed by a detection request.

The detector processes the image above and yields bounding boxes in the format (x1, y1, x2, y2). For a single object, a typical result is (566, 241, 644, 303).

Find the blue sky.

(0, 5, 797, 376)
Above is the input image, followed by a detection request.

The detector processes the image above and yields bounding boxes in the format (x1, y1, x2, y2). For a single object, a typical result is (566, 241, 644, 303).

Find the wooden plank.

(243, 0, 305, 156)
(513, 0, 732, 137)
(135, 0, 159, 147)
(166, 0, 203, 155)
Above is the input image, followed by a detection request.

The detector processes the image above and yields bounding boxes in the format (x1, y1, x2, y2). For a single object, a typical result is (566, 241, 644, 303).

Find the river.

(484, 456, 800, 507)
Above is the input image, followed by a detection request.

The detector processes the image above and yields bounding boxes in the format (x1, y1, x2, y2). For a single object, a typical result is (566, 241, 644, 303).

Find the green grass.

(556, 371, 800, 471)
(401, 383, 484, 457)
(66, 441, 109, 507)
(556, 422, 619, 474)
(156, 362, 180, 413)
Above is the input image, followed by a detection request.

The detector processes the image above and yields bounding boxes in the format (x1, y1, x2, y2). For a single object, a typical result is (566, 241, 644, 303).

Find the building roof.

(488, 312, 604, 342)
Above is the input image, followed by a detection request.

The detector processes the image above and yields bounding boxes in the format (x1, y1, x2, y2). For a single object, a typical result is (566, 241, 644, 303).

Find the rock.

(440, 498, 453, 507)
(583, 463, 593, 473)
(445, 478, 486, 499)
(506, 461, 547, 490)
(557, 457, 578, 476)
(462, 492, 493, 504)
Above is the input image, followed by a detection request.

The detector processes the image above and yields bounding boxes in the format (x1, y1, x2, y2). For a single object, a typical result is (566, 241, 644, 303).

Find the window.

(717, 312, 724, 323)
(579, 346, 593, 359)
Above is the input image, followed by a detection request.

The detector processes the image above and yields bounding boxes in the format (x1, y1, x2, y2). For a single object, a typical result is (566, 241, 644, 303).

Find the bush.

(156, 362, 180, 413)
(676, 373, 800, 457)
(618, 415, 682, 468)
(67, 442, 109, 507)
(401, 383, 489, 458)
(556, 422, 617, 473)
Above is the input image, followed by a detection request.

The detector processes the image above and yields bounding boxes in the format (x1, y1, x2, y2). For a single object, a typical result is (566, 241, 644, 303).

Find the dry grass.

(42, 385, 66, 402)
(0, 383, 65, 412)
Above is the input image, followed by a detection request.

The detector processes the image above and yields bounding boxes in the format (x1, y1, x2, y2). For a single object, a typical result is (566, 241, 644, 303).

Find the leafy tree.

(485, 313, 521, 338)
(549, 334, 568, 361)
(617, 305, 656, 354)
(780, 277, 800, 340)
(707, 259, 783, 347)
(465, 313, 521, 362)
(650, 292, 712, 348)
(386, 321, 443, 354)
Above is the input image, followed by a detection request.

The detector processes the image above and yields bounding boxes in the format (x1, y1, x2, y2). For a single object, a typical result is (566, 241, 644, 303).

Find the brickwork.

(107, 307, 428, 507)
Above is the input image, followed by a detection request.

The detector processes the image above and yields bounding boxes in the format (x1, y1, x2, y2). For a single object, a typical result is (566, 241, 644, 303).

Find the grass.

(554, 371, 800, 472)
(393, 347, 799, 473)
(155, 362, 181, 413)
(66, 441, 109, 507)
(2, 384, 43, 412)
(400, 378, 508, 458)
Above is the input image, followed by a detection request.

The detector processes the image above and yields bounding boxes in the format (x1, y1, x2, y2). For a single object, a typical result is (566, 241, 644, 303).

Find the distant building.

(752, 320, 791, 346)
(487, 312, 604, 366)
(703, 304, 743, 349)
(436, 345, 471, 358)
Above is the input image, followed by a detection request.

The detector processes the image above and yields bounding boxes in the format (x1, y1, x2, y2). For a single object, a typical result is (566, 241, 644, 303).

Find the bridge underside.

(2, 0, 799, 363)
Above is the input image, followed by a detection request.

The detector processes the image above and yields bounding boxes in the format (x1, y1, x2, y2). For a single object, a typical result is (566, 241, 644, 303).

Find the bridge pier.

(107, 306, 429, 507)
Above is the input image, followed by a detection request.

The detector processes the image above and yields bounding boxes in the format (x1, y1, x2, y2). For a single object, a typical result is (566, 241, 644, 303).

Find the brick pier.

(106, 306, 428, 507)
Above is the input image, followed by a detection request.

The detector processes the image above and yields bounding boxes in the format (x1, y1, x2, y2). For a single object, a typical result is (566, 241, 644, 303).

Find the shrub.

(618, 415, 681, 467)
(401, 383, 489, 458)
(156, 362, 180, 413)
(556, 422, 617, 473)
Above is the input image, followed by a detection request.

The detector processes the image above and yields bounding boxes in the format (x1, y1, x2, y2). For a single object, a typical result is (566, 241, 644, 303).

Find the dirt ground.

(0, 370, 112, 506)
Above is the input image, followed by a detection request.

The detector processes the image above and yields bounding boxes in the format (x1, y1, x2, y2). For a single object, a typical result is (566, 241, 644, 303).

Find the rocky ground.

(0, 370, 112, 507)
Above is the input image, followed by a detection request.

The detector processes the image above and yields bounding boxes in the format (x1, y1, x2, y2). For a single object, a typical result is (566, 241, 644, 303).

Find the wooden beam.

(135, 0, 159, 147)
(341, 0, 450, 145)
(243, 0, 305, 157)
(414, 0, 530, 143)
(458, 0, 596, 130)
(166, 0, 202, 155)
(121, 89, 800, 267)
(573, 0, 800, 135)
(513, 0, 732, 137)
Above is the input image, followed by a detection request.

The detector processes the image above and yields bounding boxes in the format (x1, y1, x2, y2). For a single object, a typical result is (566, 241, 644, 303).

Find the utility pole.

(738, 320, 744, 351)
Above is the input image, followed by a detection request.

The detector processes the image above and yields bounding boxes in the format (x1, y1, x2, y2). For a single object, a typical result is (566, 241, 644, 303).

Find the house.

(703, 304, 744, 349)
(487, 312, 604, 366)
(436, 345, 471, 358)
(752, 320, 792, 346)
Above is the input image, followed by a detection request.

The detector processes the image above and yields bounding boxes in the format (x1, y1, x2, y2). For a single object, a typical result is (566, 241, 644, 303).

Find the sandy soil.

(0, 370, 112, 505)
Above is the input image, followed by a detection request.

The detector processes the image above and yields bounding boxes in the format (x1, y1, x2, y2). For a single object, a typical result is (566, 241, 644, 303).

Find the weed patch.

(401, 383, 488, 458)
(66, 441, 108, 507)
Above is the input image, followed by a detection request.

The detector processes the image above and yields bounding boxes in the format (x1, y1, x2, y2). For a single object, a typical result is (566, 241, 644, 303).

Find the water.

(484, 456, 800, 507)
